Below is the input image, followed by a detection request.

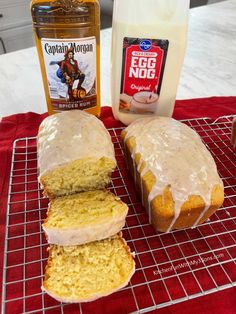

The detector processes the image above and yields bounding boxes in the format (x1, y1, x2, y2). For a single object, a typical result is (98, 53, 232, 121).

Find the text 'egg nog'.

(111, 0, 190, 125)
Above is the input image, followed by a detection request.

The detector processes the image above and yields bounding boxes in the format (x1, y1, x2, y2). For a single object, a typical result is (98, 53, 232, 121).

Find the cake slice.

(37, 111, 116, 198)
(42, 234, 135, 303)
(42, 190, 128, 246)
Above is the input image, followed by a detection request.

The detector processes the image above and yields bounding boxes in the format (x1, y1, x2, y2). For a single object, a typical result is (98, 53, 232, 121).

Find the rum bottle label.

(41, 37, 97, 111)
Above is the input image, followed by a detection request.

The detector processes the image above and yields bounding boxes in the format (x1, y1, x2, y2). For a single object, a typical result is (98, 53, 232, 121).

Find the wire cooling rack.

(1, 115, 236, 314)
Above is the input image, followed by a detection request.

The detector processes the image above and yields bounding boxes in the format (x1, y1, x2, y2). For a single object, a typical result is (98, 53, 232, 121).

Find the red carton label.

(120, 38, 169, 114)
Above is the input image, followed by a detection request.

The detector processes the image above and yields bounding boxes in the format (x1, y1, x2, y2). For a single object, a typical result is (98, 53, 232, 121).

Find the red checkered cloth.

(0, 97, 236, 314)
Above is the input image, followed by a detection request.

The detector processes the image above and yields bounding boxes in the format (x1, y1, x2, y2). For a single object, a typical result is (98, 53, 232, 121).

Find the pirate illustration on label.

(50, 48, 87, 101)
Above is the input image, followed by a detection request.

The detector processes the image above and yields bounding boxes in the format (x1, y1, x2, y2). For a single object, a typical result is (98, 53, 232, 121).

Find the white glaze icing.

(124, 117, 223, 231)
(131, 149, 137, 183)
(192, 203, 210, 228)
(37, 111, 116, 177)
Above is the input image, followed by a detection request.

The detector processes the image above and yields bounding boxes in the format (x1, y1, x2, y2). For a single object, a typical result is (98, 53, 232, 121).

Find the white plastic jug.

(111, 0, 190, 125)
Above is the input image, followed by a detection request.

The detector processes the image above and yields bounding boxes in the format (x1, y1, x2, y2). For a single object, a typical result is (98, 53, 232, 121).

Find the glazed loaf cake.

(42, 234, 135, 303)
(121, 117, 224, 232)
(37, 111, 116, 198)
(43, 190, 128, 246)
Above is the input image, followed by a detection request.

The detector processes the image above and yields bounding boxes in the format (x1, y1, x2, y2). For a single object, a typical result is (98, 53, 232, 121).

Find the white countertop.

(0, 0, 235, 117)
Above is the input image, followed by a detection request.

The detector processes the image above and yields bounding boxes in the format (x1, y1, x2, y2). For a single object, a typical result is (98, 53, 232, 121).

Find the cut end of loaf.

(40, 157, 116, 198)
(42, 235, 135, 303)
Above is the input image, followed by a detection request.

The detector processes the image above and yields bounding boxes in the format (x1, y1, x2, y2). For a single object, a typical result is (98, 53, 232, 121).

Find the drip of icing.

(137, 159, 142, 172)
(137, 159, 144, 205)
(166, 197, 184, 233)
(140, 178, 144, 207)
(147, 182, 163, 225)
(131, 149, 137, 183)
(124, 117, 223, 232)
(192, 204, 210, 227)
(140, 164, 149, 208)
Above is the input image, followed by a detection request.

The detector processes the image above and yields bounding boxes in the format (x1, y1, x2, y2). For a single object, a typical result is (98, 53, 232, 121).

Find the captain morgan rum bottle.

(31, 0, 101, 116)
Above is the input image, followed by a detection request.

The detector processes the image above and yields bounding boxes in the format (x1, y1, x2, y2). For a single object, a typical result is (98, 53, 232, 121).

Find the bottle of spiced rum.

(31, 0, 101, 116)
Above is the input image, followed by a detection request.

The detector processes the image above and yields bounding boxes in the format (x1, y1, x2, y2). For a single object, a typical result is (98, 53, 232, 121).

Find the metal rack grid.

(2, 115, 236, 314)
